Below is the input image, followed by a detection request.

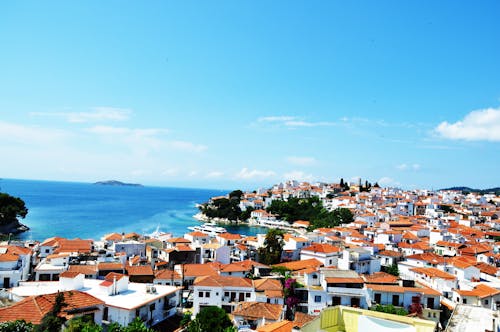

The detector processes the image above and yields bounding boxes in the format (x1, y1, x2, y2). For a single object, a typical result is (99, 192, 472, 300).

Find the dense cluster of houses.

(0, 180, 499, 331)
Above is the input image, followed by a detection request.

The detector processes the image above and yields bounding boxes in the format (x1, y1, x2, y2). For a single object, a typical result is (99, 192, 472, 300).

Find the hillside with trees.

(0, 192, 29, 235)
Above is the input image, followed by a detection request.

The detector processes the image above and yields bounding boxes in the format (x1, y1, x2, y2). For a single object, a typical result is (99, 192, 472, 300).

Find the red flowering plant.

(283, 277, 302, 320)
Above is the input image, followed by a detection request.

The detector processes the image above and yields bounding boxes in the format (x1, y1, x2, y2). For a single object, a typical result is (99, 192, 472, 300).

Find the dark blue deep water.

(0, 179, 267, 241)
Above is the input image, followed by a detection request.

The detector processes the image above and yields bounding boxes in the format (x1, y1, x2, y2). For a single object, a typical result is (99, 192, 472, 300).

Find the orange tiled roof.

(273, 258, 323, 272)
(68, 265, 98, 275)
(410, 267, 456, 280)
(126, 265, 153, 276)
(232, 302, 283, 320)
(455, 284, 500, 299)
(363, 272, 399, 284)
(0, 291, 104, 324)
(367, 284, 440, 296)
(254, 278, 282, 292)
(155, 269, 182, 280)
(301, 243, 341, 254)
(193, 275, 253, 288)
(257, 320, 293, 332)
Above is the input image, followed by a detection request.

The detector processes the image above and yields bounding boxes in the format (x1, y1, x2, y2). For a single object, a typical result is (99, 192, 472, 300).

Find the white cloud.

(162, 168, 179, 176)
(378, 177, 401, 187)
(283, 170, 315, 182)
(86, 125, 167, 136)
(0, 121, 69, 144)
(258, 116, 297, 122)
(256, 116, 336, 128)
(396, 163, 421, 171)
(167, 140, 207, 153)
(86, 126, 205, 153)
(31, 107, 132, 123)
(235, 168, 276, 180)
(206, 171, 224, 178)
(283, 120, 336, 127)
(286, 156, 317, 166)
(435, 107, 500, 141)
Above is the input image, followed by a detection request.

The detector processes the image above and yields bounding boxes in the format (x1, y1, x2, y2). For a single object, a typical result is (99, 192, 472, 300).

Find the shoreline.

(0, 220, 30, 236)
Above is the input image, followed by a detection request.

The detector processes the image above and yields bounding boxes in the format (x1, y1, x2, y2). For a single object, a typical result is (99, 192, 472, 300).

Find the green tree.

(0, 320, 34, 332)
(37, 292, 66, 332)
(187, 306, 233, 332)
(386, 263, 400, 277)
(258, 229, 285, 265)
(65, 316, 102, 332)
(0, 192, 28, 226)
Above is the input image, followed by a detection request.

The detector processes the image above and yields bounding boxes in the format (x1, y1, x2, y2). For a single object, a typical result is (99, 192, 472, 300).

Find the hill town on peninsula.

(0, 179, 499, 331)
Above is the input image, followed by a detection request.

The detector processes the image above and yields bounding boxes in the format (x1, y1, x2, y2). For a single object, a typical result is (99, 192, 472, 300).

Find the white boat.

(187, 222, 227, 236)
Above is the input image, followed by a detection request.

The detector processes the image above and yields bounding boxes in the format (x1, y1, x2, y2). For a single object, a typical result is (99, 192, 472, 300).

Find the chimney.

(113, 275, 117, 295)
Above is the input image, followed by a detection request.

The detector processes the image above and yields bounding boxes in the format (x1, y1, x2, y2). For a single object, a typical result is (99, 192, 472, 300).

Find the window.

(312, 274, 318, 279)
(485, 299, 489, 305)
(224, 292, 229, 297)
(205, 291, 210, 297)
(199, 292, 203, 298)
(315, 295, 322, 303)
(45, 249, 50, 253)
(245, 293, 250, 298)
(463, 298, 467, 304)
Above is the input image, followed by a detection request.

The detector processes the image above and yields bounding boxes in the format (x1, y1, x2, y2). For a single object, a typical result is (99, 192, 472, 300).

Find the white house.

(192, 275, 255, 315)
(338, 248, 381, 275)
(300, 243, 342, 267)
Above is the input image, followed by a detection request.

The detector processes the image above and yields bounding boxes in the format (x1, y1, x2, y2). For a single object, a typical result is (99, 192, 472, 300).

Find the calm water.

(0, 179, 268, 241)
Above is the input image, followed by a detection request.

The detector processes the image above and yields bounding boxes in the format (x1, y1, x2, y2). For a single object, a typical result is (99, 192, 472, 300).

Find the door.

(392, 295, 399, 306)
(350, 297, 360, 307)
(427, 297, 434, 309)
(3, 277, 9, 288)
(374, 293, 381, 304)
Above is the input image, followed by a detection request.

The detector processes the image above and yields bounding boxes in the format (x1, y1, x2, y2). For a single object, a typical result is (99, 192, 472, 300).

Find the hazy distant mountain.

(93, 180, 143, 187)
(439, 186, 500, 194)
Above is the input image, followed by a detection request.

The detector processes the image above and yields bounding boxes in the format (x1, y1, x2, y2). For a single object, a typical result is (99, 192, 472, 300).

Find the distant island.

(93, 180, 143, 187)
(440, 186, 500, 195)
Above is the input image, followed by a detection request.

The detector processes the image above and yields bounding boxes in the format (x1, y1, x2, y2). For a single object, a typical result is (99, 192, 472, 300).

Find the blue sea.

(0, 178, 268, 241)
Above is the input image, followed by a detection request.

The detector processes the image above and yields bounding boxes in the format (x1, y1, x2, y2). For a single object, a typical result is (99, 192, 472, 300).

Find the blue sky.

(0, 1, 499, 190)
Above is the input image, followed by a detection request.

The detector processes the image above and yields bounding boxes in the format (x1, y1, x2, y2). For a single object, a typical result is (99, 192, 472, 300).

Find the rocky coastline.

(0, 220, 30, 236)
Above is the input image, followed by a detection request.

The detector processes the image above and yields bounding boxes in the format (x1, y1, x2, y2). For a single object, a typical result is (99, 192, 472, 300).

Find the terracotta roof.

(378, 250, 403, 258)
(221, 260, 269, 273)
(455, 284, 500, 299)
(257, 320, 293, 332)
(104, 233, 123, 241)
(0, 245, 32, 256)
(126, 265, 154, 276)
(293, 312, 316, 328)
(0, 291, 104, 324)
(183, 263, 221, 277)
(54, 239, 93, 254)
(194, 275, 253, 288)
(325, 277, 364, 284)
(59, 271, 81, 279)
(0, 253, 19, 262)
(406, 253, 445, 265)
(187, 231, 208, 237)
(68, 265, 98, 275)
(475, 262, 498, 276)
(98, 262, 124, 271)
(218, 233, 242, 240)
(254, 278, 283, 292)
(232, 302, 283, 320)
(301, 243, 341, 254)
(155, 269, 182, 280)
(410, 267, 456, 280)
(363, 272, 399, 284)
(104, 272, 126, 281)
(273, 258, 323, 272)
